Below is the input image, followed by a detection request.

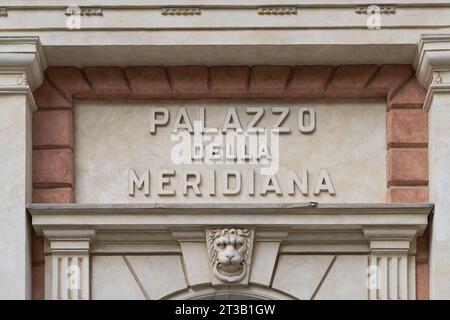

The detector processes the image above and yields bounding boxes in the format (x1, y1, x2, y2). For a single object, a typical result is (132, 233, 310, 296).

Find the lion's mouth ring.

(214, 262, 246, 283)
(217, 262, 244, 272)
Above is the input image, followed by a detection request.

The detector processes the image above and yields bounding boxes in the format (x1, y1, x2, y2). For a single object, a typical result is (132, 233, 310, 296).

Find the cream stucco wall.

(74, 100, 386, 204)
(428, 92, 450, 299)
(0, 94, 33, 299)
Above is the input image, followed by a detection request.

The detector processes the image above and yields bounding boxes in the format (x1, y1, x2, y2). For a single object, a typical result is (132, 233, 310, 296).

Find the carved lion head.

(207, 228, 252, 283)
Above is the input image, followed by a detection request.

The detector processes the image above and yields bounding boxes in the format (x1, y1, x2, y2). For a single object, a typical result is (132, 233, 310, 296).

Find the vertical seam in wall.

(178, 248, 192, 288)
(390, 74, 414, 101)
(165, 67, 173, 92)
(206, 66, 211, 95)
(246, 66, 253, 92)
(88, 256, 92, 300)
(269, 245, 282, 288)
(364, 65, 381, 89)
(122, 256, 150, 300)
(44, 76, 71, 104)
(398, 256, 401, 300)
(57, 257, 61, 300)
(80, 68, 95, 93)
(310, 255, 337, 300)
(324, 66, 336, 91)
(120, 67, 132, 92)
(367, 255, 370, 299)
(387, 256, 390, 300)
(389, 76, 415, 103)
(284, 66, 294, 91)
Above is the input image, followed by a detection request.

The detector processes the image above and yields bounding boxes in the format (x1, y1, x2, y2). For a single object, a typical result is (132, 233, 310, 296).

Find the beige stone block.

(314, 255, 368, 300)
(272, 255, 334, 300)
(91, 256, 145, 300)
(249, 242, 280, 286)
(179, 242, 210, 286)
(125, 256, 187, 300)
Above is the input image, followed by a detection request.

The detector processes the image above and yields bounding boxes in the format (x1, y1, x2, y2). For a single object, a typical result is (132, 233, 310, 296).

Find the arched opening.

(164, 285, 296, 300)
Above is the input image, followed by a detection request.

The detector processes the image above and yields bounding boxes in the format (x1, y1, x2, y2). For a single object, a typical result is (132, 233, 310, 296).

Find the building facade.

(0, 1, 450, 300)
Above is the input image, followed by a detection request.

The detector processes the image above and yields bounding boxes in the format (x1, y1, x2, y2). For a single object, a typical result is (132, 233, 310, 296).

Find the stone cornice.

(415, 34, 450, 109)
(28, 202, 432, 235)
(0, 36, 47, 90)
(0, 3, 448, 33)
(416, 34, 450, 86)
(29, 203, 430, 257)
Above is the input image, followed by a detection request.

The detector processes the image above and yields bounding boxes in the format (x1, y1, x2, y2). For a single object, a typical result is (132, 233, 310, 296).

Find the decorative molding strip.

(257, 7, 297, 16)
(0, 8, 7, 17)
(355, 6, 396, 15)
(17, 73, 28, 86)
(161, 7, 201, 16)
(431, 71, 442, 85)
(64, 7, 103, 17)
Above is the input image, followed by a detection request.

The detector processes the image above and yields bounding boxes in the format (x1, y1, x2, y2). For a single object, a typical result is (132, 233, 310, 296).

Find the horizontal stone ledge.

(28, 202, 432, 235)
(27, 202, 433, 212)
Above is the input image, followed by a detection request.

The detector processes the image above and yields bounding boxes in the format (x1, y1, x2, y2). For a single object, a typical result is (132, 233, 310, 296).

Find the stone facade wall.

(31, 64, 428, 299)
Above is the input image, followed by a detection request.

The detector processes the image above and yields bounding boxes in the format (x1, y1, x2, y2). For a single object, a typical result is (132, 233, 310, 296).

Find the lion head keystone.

(206, 228, 254, 283)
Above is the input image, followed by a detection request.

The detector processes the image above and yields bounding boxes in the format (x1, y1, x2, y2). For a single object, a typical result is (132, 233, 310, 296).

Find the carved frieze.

(161, 8, 201, 16)
(432, 72, 443, 84)
(355, 6, 396, 15)
(17, 73, 28, 86)
(257, 7, 297, 15)
(65, 7, 103, 17)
